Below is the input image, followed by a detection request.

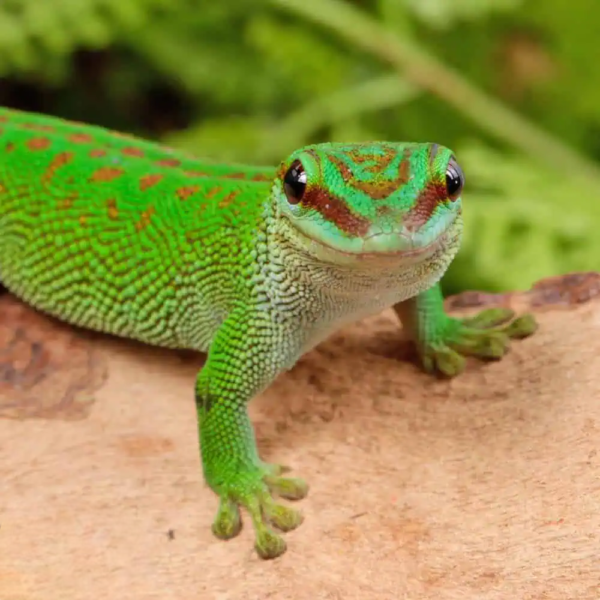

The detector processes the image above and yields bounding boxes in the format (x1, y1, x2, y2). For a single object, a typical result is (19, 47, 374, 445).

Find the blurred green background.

(0, 0, 597, 294)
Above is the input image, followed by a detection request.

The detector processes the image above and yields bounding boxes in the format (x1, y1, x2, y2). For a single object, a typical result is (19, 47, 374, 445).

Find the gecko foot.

(210, 461, 308, 559)
(419, 308, 538, 377)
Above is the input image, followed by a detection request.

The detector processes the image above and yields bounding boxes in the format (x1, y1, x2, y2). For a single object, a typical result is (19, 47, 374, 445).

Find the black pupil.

(445, 158, 464, 199)
(283, 160, 307, 204)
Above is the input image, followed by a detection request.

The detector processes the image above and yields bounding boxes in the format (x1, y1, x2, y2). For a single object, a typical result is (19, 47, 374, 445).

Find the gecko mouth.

(331, 227, 452, 261)
(291, 214, 460, 264)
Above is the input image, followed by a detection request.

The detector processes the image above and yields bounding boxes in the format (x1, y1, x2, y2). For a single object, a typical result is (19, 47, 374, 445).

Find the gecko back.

(0, 107, 271, 350)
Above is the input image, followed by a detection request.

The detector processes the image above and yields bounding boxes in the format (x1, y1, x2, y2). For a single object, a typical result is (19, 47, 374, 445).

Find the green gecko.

(0, 106, 536, 559)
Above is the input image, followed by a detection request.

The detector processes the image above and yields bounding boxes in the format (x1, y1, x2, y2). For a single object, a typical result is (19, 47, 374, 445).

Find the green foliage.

(402, 0, 523, 28)
(0, 0, 598, 294)
(0, 0, 172, 78)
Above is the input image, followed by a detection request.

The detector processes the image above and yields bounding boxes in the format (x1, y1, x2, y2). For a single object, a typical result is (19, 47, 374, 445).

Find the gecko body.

(0, 107, 536, 558)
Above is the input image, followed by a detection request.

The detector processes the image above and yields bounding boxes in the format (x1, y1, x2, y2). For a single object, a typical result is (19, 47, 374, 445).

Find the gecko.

(0, 106, 537, 559)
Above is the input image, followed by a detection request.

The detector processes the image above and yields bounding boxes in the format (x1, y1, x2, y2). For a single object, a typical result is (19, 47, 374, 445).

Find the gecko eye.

(445, 157, 465, 201)
(283, 159, 307, 205)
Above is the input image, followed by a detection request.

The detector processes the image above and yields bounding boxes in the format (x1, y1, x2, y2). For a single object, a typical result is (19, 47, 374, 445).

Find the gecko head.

(273, 141, 464, 263)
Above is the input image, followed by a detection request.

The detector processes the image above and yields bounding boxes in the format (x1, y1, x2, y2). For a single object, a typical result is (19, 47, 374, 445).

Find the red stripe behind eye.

(403, 182, 447, 232)
(300, 186, 371, 237)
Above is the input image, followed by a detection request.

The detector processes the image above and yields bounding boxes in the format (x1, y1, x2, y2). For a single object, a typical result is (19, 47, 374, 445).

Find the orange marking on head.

(106, 198, 119, 220)
(42, 151, 74, 182)
(121, 146, 145, 158)
(89, 149, 107, 158)
(139, 174, 164, 191)
(135, 205, 156, 231)
(0, 181, 6, 194)
(79, 214, 88, 226)
(0, 116, 7, 123)
(5, 141, 15, 153)
(157, 158, 181, 168)
(27, 137, 51, 151)
(218, 190, 239, 209)
(68, 132, 94, 144)
(376, 205, 392, 218)
(329, 150, 410, 201)
(252, 173, 270, 182)
(176, 185, 200, 201)
(90, 166, 125, 182)
(346, 148, 395, 174)
(398, 153, 410, 182)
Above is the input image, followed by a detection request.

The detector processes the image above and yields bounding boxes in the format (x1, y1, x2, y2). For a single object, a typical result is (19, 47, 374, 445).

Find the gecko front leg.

(394, 283, 537, 376)
(195, 305, 308, 559)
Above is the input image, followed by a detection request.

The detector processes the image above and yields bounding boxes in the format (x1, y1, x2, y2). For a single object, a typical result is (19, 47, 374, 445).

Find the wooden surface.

(1, 274, 599, 600)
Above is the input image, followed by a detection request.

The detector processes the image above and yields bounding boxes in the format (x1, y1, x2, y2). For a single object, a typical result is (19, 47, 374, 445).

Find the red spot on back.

(90, 166, 125, 182)
(0, 116, 7, 123)
(176, 185, 200, 201)
(68, 133, 94, 144)
(107, 198, 119, 220)
(206, 186, 222, 199)
(121, 146, 145, 158)
(5, 142, 15, 153)
(89, 149, 107, 158)
(43, 151, 74, 182)
(139, 174, 164, 191)
(27, 137, 51, 151)
(184, 170, 210, 178)
(135, 206, 156, 231)
(59, 192, 78, 209)
(218, 191, 239, 209)
(157, 158, 181, 168)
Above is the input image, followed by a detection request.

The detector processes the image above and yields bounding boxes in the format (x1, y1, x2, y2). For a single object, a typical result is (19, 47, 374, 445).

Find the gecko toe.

(255, 528, 287, 560)
(212, 497, 242, 540)
(264, 474, 309, 500)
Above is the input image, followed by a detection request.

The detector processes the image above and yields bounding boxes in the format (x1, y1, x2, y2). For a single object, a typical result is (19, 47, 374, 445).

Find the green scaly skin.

(0, 107, 536, 559)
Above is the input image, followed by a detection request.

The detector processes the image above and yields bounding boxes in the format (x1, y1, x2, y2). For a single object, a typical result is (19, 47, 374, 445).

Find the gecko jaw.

(284, 217, 460, 269)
